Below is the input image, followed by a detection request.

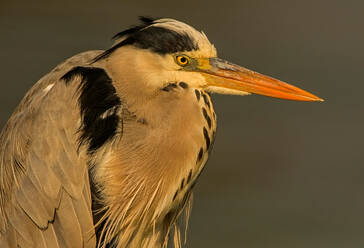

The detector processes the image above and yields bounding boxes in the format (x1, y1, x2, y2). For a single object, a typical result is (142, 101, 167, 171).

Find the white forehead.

(151, 18, 217, 58)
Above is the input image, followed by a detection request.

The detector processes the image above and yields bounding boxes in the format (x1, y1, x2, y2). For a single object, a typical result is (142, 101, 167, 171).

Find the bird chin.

(205, 86, 251, 96)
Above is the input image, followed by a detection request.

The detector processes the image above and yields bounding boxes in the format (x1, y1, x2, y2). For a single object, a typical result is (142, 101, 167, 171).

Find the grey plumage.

(0, 17, 322, 248)
(0, 51, 101, 248)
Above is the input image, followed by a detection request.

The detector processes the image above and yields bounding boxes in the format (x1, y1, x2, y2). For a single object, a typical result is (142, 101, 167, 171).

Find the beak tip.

(304, 97, 324, 102)
(309, 95, 324, 102)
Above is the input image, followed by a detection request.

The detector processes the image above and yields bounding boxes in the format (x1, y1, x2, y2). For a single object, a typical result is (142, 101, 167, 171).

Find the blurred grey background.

(0, 0, 363, 247)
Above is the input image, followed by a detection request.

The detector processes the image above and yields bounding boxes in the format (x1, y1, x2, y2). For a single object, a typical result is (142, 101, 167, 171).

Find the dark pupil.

(180, 57, 187, 63)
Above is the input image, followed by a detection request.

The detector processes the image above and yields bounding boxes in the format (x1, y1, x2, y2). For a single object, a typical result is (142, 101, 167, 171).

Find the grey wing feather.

(0, 51, 103, 247)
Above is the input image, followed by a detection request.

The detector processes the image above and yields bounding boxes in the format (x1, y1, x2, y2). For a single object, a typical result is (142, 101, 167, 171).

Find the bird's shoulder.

(0, 50, 107, 247)
(19, 50, 105, 110)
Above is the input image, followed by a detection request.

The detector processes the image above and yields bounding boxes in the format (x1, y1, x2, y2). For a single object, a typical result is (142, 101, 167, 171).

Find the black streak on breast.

(202, 108, 212, 129)
(161, 83, 178, 92)
(202, 93, 211, 109)
(197, 148, 203, 162)
(203, 127, 211, 150)
(194, 90, 201, 101)
(61, 66, 122, 153)
(179, 82, 188, 89)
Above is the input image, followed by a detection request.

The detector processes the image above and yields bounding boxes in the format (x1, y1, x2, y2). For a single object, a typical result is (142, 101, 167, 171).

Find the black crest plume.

(93, 16, 199, 62)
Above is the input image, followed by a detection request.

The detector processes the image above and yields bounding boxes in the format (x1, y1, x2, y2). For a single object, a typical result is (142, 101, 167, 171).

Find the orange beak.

(197, 58, 323, 101)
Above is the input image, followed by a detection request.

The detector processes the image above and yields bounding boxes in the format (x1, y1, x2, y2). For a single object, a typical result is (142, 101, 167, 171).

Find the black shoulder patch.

(60, 66, 86, 84)
(93, 17, 199, 62)
(61, 67, 122, 152)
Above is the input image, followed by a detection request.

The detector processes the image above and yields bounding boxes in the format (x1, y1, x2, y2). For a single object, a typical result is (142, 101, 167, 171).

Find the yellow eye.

(176, 55, 190, 66)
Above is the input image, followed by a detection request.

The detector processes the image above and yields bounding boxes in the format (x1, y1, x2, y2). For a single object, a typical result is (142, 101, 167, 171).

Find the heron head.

(94, 17, 323, 102)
